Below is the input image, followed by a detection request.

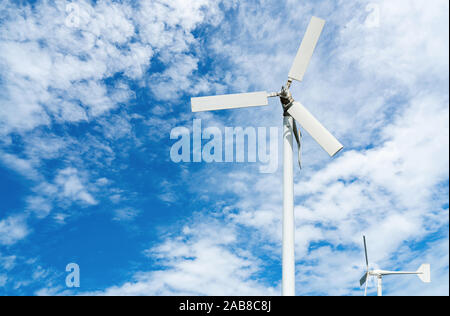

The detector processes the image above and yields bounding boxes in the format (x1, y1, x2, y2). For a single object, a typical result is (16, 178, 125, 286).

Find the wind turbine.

(190, 16, 343, 296)
(360, 236, 431, 296)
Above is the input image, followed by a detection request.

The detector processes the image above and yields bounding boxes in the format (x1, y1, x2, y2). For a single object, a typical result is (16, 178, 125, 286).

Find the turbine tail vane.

(359, 235, 431, 296)
(417, 264, 431, 283)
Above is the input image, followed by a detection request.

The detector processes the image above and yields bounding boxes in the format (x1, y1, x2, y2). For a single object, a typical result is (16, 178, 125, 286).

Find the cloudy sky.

(0, 0, 448, 296)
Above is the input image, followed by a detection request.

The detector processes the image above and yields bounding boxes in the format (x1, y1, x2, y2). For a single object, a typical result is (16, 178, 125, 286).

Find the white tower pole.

(377, 276, 383, 297)
(282, 115, 296, 296)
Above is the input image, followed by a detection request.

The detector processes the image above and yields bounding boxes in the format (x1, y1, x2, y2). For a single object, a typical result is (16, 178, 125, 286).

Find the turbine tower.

(360, 236, 431, 296)
(190, 17, 344, 296)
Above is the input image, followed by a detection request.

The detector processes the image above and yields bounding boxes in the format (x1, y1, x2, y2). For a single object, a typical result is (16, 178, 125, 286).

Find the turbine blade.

(287, 101, 343, 157)
(288, 16, 326, 82)
(191, 91, 268, 112)
(364, 275, 369, 296)
(363, 236, 369, 268)
(360, 272, 368, 286)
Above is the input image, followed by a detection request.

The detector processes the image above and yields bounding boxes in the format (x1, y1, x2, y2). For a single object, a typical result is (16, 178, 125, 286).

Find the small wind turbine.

(190, 17, 344, 296)
(360, 236, 431, 296)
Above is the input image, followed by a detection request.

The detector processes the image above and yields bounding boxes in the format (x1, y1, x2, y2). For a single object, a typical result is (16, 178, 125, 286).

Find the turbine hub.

(280, 85, 294, 116)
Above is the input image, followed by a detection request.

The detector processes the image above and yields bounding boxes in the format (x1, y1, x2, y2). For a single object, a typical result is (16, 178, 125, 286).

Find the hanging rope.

(280, 95, 303, 169)
(280, 86, 302, 170)
(286, 116, 303, 169)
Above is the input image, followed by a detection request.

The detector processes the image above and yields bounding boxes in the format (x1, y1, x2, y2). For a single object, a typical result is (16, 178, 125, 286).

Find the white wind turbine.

(190, 16, 344, 296)
(360, 236, 431, 296)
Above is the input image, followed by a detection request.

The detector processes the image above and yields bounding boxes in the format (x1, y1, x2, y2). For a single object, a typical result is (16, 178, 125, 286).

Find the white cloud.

(337, 0, 449, 86)
(53, 213, 69, 225)
(54, 168, 97, 205)
(0, 152, 40, 180)
(0, 216, 29, 246)
(24, 134, 67, 161)
(0, 0, 224, 136)
(0, 0, 226, 227)
(112, 208, 140, 222)
(87, 219, 278, 296)
(149, 54, 200, 101)
(26, 196, 53, 219)
(0, 275, 7, 287)
(0, 254, 16, 271)
(24, 167, 99, 220)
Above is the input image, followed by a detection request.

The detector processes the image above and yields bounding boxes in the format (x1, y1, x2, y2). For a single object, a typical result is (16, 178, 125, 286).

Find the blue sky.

(0, 0, 448, 296)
